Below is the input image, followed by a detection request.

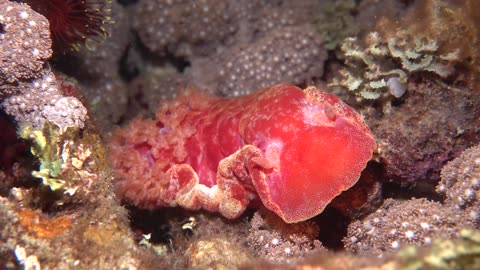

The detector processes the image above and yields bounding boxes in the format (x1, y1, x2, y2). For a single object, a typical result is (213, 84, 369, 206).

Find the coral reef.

(247, 209, 323, 264)
(109, 84, 375, 223)
(2, 0, 480, 268)
(344, 198, 472, 256)
(249, 229, 480, 269)
(0, 120, 158, 269)
(383, 0, 480, 88)
(438, 144, 480, 226)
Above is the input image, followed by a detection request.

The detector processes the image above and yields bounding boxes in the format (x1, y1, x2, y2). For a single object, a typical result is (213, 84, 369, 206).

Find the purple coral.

(0, 1, 87, 130)
(0, 0, 52, 85)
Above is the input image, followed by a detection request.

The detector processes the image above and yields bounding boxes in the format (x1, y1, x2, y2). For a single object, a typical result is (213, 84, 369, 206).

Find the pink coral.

(109, 84, 375, 223)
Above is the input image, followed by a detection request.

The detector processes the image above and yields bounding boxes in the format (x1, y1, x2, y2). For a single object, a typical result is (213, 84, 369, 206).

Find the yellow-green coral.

(329, 31, 460, 100)
(20, 123, 67, 191)
(19, 122, 96, 197)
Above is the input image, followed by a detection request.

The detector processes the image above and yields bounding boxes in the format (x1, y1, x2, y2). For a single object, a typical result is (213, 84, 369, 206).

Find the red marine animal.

(109, 84, 376, 223)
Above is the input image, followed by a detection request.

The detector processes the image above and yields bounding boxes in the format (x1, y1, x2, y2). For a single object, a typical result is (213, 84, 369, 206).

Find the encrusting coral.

(247, 209, 323, 264)
(0, 0, 51, 84)
(191, 25, 327, 97)
(249, 229, 480, 270)
(438, 144, 480, 226)
(344, 198, 472, 257)
(132, 0, 241, 57)
(0, 0, 88, 131)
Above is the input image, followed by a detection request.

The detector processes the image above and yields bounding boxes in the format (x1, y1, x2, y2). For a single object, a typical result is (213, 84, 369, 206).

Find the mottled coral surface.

(110, 84, 375, 223)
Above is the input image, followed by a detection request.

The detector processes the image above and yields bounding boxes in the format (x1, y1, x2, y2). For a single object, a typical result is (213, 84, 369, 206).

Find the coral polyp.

(20, 0, 112, 52)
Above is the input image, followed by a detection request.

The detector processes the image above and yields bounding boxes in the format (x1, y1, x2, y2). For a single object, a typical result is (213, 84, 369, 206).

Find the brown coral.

(247, 209, 323, 264)
(133, 0, 242, 57)
(190, 25, 327, 97)
(438, 144, 480, 226)
(368, 80, 480, 185)
(0, 0, 52, 85)
(344, 198, 471, 256)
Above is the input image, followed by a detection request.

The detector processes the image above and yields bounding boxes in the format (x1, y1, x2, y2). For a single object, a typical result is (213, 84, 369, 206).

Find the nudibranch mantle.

(109, 83, 376, 223)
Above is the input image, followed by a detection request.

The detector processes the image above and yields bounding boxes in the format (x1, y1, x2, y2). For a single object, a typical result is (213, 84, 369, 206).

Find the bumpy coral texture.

(0, 0, 52, 85)
(190, 26, 327, 97)
(438, 144, 480, 226)
(133, 0, 240, 57)
(247, 210, 323, 264)
(110, 84, 376, 223)
(2, 67, 88, 130)
(344, 198, 471, 256)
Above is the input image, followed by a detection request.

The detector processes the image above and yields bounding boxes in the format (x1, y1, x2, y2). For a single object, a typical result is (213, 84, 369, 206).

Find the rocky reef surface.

(1, 0, 480, 269)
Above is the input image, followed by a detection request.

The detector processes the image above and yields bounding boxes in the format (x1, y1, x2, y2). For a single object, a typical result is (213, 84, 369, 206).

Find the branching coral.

(329, 31, 460, 100)
(380, 0, 480, 88)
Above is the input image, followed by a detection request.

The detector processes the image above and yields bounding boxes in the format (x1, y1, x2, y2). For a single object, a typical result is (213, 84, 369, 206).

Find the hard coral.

(110, 84, 375, 223)
(344, 198, 471, 256)
(0, 0, 52, 85)
(0, 1, 88, 131)
(438, 144, 480, 226)
(133, 0, 241, 57)
(21, 0, 112, 52)
(247, 210, 323, 264)
(2, 67, 88, 130)
(191, 26, 327, 97)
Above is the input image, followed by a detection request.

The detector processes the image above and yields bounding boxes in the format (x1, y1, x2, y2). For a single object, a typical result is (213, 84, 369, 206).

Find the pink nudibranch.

(109, 83, 376, 223)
